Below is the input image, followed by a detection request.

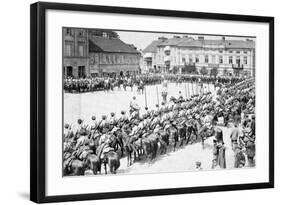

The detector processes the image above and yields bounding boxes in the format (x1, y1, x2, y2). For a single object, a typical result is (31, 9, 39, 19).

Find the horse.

(166, 125, 178, 152)
(63, 153, 86, 176)
(103, 151, 120, 174)
(143, 133, 158, 160)
(86, 154, 101, 175)
(88, 132, 101, 154)
(158, 130, 169, 154)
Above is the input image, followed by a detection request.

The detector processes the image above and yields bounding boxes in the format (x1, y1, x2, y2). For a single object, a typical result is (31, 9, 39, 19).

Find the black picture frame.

(30, 1, 274, 203)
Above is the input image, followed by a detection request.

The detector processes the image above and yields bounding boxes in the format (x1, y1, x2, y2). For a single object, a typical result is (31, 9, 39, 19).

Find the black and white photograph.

(27, 1, 274, 203)
(63, 27, 256, 176)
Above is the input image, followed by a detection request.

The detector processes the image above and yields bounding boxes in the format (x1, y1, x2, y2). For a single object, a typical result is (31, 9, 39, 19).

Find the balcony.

(232, 64, 244, 70)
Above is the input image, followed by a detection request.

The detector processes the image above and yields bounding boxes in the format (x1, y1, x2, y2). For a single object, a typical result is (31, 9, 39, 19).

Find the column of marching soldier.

(63, 77, 255, 175)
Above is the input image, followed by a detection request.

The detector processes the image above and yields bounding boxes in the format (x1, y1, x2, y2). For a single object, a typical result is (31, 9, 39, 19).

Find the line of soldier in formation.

(63, 73, 244, 93)
(63, 77, 255, 176)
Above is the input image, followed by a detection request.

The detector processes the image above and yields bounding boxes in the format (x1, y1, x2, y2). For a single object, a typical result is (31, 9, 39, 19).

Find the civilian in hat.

(234, 145, 246, 168)
(211, 139, 218, 169)
(217, 142, 226, 169)
(230, 124, 240, 151)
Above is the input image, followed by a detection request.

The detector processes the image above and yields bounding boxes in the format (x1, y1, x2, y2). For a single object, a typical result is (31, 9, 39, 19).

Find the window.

(212, 55, 216, 63)
(243, 56, 248, 64)
(205, 55, 209, 63)
(90, 56, 95, 64)
(229, 50, 233, 53)
(244, 51, 248, 54)
(78, 66, 85, 78)
(195, 56, 199, 63)
(78, 45, 84, 57)
(189, 55, 193, 63)
(219, 56, 223, 64)
(65, 28, 71, 35)
(236, 56, 241, 65)
(182, 57, 186, 63)
(66, 66, 73, 77)
(229, 56, 233, 64)
(219, 50, 223, 53)
(236, 51, 240, 54)
(65, 44, 71, 56)
(78, 30, 84, 36)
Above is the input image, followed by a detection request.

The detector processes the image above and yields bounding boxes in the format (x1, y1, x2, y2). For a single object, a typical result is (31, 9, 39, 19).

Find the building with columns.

(63, 28, 141, 78)
(143, 35, 255, 77)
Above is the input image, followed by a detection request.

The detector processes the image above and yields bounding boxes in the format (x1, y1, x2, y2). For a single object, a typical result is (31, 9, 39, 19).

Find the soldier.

(150, 111, 161, 130)
(99, 115, 109, 133)
(230, 123, 240, 151)
(119, 110, 128, 125)
(143, 106, 151, 118)
(64, 123, 73, 140)
(89, 116, 98, 131)
(77, 118, 87, 136)
(178, 91, 183, 102)
(129, 96, 140, 116)
(109, 112, 117, 130)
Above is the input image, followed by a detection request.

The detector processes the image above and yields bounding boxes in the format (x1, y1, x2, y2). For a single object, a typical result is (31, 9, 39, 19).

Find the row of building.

(63, 28, 255, 78)
(142, 35, 255, 77)
(63, 27, 141, 78)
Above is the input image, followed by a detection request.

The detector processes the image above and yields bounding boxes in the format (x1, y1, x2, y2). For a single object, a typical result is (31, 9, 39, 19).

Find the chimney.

(222, 36, 226, 41)
(158, 37, 168, 42)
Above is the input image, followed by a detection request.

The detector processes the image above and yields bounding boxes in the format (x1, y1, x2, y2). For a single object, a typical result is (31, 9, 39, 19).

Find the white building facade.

(143, 36, 255, 77)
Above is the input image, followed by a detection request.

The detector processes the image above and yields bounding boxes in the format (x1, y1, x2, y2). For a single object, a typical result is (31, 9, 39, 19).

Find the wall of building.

(89, 52, 140, 75)
(153, 44, 255, 76)
(63, 28, 90, 77)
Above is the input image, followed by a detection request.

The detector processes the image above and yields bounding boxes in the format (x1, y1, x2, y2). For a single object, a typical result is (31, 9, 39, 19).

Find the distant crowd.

(64, 74, 244, 93)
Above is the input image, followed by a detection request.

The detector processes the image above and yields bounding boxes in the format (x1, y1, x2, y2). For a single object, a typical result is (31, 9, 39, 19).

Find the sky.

(117, 30, 256, 50)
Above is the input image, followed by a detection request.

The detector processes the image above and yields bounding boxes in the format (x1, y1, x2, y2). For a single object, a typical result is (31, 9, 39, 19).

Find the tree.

(200, 67, 208, 76)
(210, 67, 218, 77)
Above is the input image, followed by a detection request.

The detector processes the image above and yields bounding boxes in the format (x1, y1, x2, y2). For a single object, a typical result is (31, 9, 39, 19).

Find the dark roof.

(224, 40, 255, 49)
(143, 37, 255, 51)
(157, 37, 189, 46)
(89, 36, 140, 54)
(143, 40, 161, 53)
(178, 39, 255, 49)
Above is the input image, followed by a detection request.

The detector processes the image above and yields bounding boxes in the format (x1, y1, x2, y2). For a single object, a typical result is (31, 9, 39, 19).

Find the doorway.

(78, 66, 85, 78)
